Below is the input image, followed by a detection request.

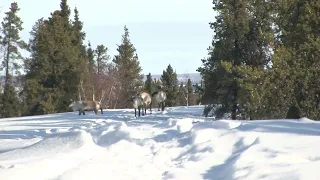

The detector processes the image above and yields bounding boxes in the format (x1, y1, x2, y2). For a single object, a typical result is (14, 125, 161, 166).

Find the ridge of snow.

(0, 106, 320, 180)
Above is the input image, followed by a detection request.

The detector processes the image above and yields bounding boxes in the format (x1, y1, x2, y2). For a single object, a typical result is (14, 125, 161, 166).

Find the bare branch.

(99, 89, 106, 103)
(80, 79, 87, 101)
(92, 85, 95, 101)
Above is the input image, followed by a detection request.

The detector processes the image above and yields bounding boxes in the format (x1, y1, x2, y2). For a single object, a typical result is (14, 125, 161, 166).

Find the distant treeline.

(0, 0, 200, 118)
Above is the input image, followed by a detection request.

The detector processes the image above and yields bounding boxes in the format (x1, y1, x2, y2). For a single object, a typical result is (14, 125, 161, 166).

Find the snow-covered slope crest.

(0, 106, 320, 180)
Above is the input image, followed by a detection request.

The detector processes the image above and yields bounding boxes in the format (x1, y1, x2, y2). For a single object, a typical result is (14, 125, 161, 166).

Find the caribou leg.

(162, 101, 165, 111)
(150, 103, 152, 114)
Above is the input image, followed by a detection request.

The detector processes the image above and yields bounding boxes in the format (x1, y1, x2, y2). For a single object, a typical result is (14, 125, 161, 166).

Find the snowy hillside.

(0, 106, 320, 180)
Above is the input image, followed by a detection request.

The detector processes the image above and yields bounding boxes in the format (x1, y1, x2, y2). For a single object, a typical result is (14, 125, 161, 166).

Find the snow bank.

(158, 118, 320, 180)
(1, 106, 320, 180)
(0, 130, 105, 180)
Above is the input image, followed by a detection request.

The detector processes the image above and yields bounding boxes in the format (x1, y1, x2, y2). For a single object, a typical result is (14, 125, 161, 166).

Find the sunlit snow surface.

(0, 106, 320, 180)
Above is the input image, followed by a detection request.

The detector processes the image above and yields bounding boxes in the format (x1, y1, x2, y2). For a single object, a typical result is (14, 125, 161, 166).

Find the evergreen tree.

(87, 42, 96, 74)
(72, 6, 88, 101)
(160, 64, 179, 107)
(230, 0, 275, 119)
(177, 82, 186, 106)
(197, 0, 251, 119)
(144, 73, 154, 94)
(83, 42, 96, 100)
(154, 78, 162, 87)
(95, 44, 110, 75)
(186, 78, 193, 106)
(23, 18, 47, 115)
(59, 0, 71, 27)
(0, 2, 26, 117)
(268, 0, 320, 119)
(112, 25, 143, 108)
(1, 80, 21, 117)
(94, 44, 111, 102)
(23, 0, 81, 114)
(1, 2, 26, 80)
(198, 0, 274, 119)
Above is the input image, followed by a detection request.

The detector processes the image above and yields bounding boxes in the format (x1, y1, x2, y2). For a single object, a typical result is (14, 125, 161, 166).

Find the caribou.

(69, 83, 106, 115)
(131, 91, 152, 117)
(151, 89, 166, 111)
(69, 100, 103, 115)
(132, 94, 144, 117)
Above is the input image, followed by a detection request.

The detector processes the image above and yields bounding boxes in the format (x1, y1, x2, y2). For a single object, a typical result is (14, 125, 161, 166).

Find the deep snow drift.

(0, 106, 320, 180)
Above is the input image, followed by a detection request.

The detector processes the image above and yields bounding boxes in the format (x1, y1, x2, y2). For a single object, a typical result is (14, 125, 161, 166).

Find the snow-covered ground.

(0, 106, 320, 180)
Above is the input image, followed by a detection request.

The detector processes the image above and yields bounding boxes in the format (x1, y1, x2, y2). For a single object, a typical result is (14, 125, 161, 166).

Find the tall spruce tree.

(0, 2, 26, 117)
(112, 25, 143, 108)
(160, 64, 179, 107)
(80, 41, 97, 100)
(72, 6, 88, 101)
(230, 0, 275, 119)
(198, 0, 275, 119)
(24, 0, 81, 114)
(197, 0, 251, 119)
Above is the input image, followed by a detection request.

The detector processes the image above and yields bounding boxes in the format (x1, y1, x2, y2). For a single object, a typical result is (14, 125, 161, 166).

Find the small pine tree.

(161, 64, 179, 107)
(0, 2, 26, 117)
(1, 79, 21, 117)
(112, 25, 143, 108)
(95, 44, 110, 75)
(144, 73, 153, 94)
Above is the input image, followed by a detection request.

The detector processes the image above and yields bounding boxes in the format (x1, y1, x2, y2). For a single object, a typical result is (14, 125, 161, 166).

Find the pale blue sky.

(1, 0, 215, 75)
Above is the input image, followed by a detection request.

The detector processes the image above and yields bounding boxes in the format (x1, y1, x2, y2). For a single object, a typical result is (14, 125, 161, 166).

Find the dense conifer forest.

(197, 0, 320, 120)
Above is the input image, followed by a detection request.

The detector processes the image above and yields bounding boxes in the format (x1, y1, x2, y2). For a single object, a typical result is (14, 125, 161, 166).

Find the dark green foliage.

(198, 0, 251, 119)
(160, 64, 179, 107)
(0, 80, 21, 117)
(72, 6, 88, 101)
(274, 0, 320, 120)
(95, 44, 110, 75)
(198, 0, 275, 120)
(112, 25, 143, 108)
(144, 73, 154, 94)
(286, 105, 300, 119)
(177, 82, 186, 106)
(186, 78, 193, 106)
(87, 42, 96, 74)
(23, 0, 82, 115)
(0, 2, 26, 117)
(0, 2, 27, 80)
